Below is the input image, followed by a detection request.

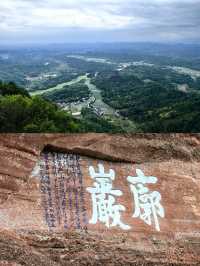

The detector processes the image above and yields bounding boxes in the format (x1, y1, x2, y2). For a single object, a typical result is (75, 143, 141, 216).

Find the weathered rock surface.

(0, 133, 200, 265)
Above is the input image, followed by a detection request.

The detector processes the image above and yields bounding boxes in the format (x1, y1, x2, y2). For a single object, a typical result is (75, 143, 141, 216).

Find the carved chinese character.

(87, 164, 130, 230)
(127, 169, 164, 231)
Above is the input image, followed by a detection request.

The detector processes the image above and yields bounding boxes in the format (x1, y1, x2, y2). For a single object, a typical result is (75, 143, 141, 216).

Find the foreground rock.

(0, 134, 200, 265)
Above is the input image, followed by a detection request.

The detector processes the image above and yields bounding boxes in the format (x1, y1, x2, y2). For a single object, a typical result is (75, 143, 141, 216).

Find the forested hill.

(93, 70, 200, 132)
(1, 77, 200, 133)
(0, 81, 123, 133)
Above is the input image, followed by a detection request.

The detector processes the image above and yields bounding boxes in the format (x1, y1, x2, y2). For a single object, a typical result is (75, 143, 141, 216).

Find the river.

(30, 73, 115, 115)
(30, 74, 88, 96)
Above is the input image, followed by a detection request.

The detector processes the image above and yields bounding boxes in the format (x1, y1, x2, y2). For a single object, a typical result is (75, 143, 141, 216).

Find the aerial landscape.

(0, 0, 200, 132)
(1, 43, 200, 132)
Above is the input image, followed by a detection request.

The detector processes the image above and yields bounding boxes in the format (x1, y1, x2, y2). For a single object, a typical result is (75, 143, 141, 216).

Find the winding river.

(30, 73, 116, 116)
(30, 74, 88, 96)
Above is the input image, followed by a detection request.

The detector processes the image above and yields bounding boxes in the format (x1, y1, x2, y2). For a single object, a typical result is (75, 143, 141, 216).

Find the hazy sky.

(0, 0, 200, 44)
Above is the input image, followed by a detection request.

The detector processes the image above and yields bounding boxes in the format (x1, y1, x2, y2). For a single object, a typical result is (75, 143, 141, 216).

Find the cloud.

(0, 0, 136, 30)
(30, 8, 136, 29)
(0, 0, 199, 43)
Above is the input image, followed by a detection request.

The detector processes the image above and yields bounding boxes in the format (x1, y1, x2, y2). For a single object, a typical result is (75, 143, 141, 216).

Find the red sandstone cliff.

(0, 134, 200, 265)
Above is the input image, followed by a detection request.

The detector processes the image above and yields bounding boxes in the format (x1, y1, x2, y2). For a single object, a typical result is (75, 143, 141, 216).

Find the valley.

(1, 43, 200, 132)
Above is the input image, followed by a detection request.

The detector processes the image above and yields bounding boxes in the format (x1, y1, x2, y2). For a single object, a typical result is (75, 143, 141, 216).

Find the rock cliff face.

(0, 134, 200, 265)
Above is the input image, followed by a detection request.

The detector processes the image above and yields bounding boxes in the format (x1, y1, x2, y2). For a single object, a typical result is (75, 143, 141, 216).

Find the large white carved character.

(127, 169, 164, 231)
(87, 164, 130, 230)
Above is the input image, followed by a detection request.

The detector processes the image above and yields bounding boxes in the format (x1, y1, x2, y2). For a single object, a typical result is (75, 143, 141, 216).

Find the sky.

(0, 0, 200, 45)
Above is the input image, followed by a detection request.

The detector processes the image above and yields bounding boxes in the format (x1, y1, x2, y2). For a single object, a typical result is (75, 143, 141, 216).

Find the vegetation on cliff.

(0, 81, 123, 133)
